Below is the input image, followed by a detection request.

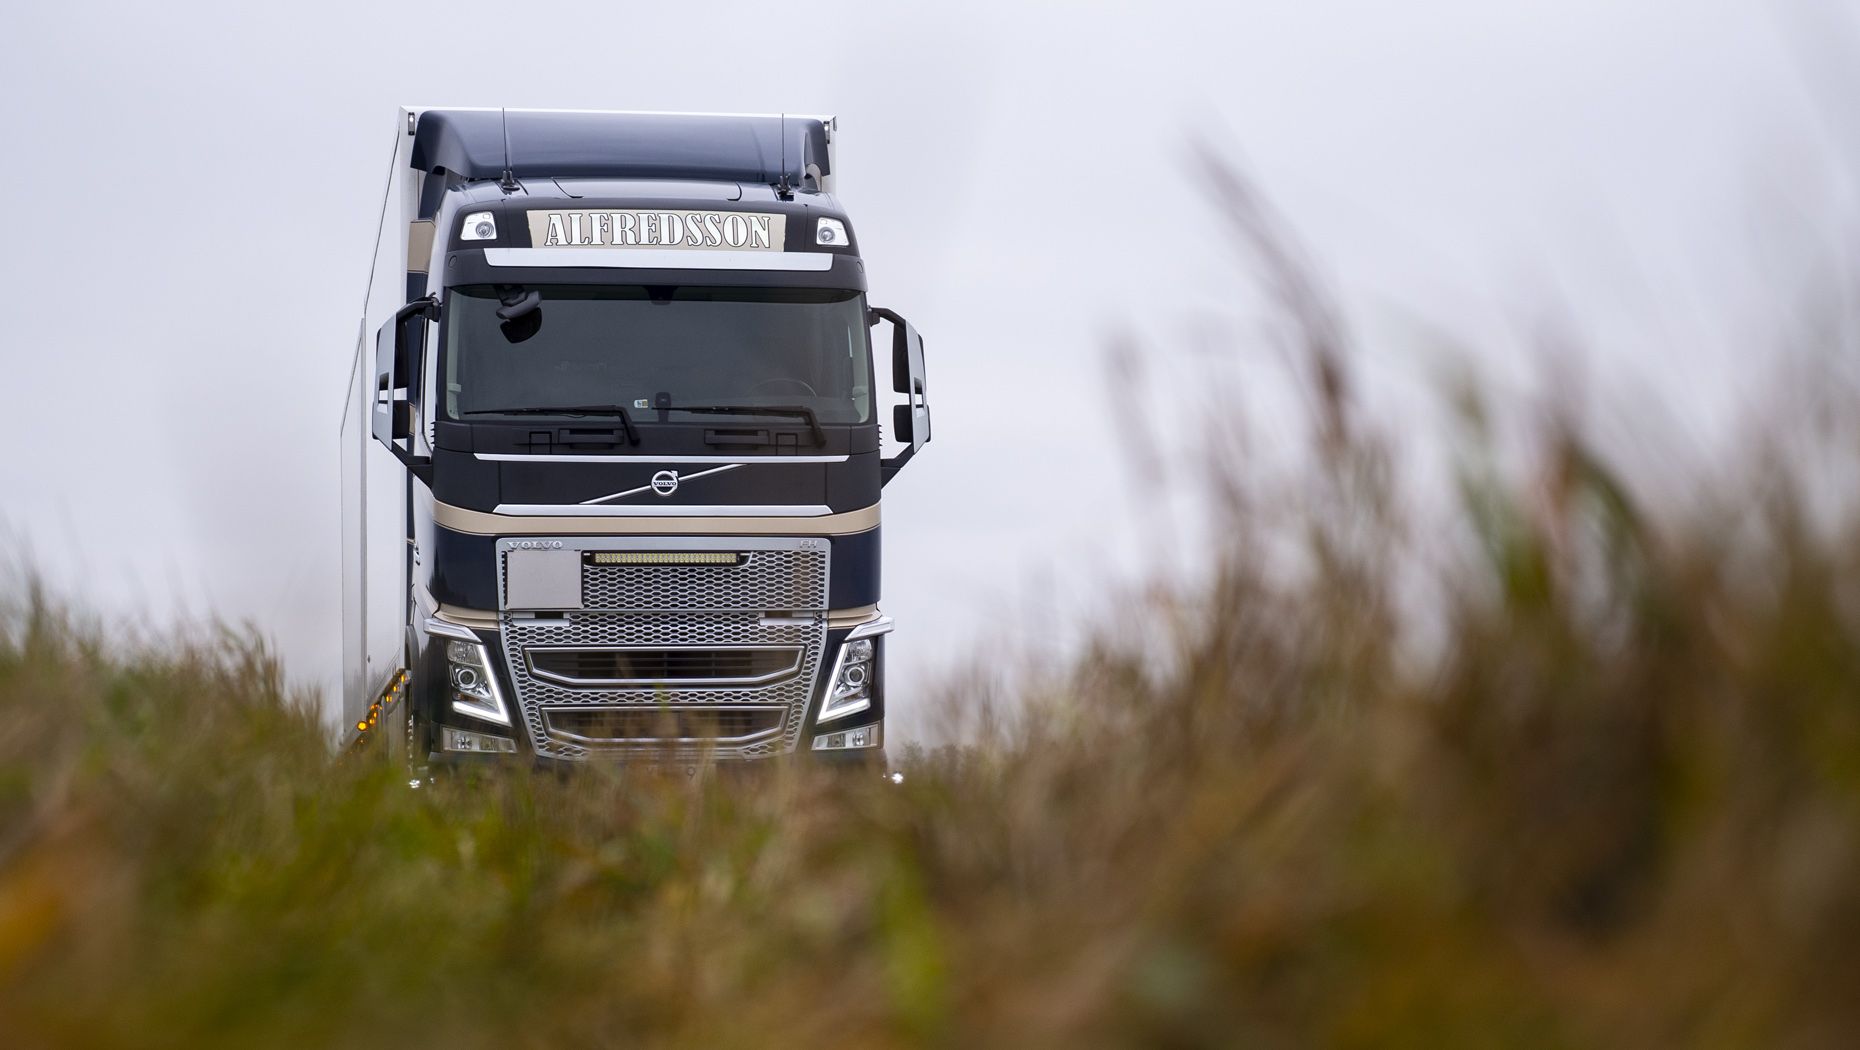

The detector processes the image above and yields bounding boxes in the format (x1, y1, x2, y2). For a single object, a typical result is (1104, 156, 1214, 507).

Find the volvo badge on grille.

(650, 470, 679, 496)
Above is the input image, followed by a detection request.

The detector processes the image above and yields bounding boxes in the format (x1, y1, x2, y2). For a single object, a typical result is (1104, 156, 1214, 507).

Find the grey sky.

(3, 1, 1853, 735)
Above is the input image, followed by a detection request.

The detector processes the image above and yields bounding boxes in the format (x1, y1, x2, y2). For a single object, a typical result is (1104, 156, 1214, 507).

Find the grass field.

(5, 179, 1860, 1047)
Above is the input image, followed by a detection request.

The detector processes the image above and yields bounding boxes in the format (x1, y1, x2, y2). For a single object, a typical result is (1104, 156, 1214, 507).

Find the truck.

(338, 108, 931, 771)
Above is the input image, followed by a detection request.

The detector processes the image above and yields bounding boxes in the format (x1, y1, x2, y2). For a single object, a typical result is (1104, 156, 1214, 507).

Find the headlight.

(461, 211, 498, 241)
(445, 638, 511, 727)
(818, 620, 890, 723)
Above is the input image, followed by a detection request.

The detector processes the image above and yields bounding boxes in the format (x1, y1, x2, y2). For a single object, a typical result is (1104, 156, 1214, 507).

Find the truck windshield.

(441, 285, 872, 424)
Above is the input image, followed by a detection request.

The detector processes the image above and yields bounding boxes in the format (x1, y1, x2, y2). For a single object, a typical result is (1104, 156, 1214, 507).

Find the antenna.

(497, 108, 520, 193)
(774, 112, 793, 200)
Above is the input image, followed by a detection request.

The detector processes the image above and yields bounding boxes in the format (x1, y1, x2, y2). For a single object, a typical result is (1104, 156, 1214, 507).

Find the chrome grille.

(501, 613, 824, 758)
(496, 537, 830, 760)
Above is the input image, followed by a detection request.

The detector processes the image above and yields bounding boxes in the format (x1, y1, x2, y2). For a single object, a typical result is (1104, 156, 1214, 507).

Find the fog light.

(441, 727, 517, 753)
(812, 723, 880, 750)
(816, 217, 847, 246)
(461, 211, 497, 241)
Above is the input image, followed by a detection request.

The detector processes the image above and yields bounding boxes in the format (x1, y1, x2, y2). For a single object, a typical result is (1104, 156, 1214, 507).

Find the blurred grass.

(7, 170, 1860, 1047)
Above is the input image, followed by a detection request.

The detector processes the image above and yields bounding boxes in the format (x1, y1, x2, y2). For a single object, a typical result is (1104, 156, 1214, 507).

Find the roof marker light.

(816, 217, 847, 246)
(462, 211, 498, 241)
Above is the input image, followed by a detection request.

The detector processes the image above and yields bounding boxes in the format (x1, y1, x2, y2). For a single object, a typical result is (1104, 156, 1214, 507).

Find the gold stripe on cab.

(828, 605, 881, 630)
(435, 603, 499, 631)
(433, 500, 881, 537)
(434, 601, 875, 631)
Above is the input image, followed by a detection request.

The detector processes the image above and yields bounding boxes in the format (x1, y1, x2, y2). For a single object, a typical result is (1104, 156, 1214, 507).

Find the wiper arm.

(462, 405, 640, 445)
(658, 403, 824, 446)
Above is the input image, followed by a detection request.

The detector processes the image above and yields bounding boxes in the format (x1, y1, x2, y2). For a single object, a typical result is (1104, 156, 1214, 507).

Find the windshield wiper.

(656, 403, 824, 446)
(463, 405, 639, 445)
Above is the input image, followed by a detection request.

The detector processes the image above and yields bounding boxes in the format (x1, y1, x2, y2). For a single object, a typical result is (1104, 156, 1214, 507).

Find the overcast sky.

(4, 1, 1856, 736)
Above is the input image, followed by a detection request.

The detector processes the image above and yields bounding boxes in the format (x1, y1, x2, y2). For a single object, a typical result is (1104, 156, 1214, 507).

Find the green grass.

(7, 392, 1860, 1049)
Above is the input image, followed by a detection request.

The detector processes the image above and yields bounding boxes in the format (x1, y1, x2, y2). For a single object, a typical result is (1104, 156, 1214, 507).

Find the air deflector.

(411, 110, 830, 187)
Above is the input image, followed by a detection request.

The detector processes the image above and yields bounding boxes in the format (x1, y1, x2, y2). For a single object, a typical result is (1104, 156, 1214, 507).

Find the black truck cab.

(346, 109, 929, 766)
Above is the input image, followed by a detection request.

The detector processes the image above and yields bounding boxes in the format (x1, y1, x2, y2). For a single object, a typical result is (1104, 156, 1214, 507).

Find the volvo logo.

(580, 463, 741, 507)
(508, 540, 564, 550)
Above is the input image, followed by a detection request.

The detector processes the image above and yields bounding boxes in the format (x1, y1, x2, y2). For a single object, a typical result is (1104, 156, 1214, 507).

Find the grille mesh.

(542, 706, 785, 743)
(526, 647, 801, 685)
(502, 613, 824, 758)
(581, 549, 827, 611)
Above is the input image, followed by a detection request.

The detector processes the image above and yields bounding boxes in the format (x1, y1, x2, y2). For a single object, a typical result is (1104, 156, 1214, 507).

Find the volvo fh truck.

(338, 108, 930, 769)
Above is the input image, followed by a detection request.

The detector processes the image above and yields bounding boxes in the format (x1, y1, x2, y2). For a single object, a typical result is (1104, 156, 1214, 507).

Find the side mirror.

(372, 296, 438, 484)
(895, 323, 929, 452)
(869, 307, 930, 483)
(370, 319, 399, 444)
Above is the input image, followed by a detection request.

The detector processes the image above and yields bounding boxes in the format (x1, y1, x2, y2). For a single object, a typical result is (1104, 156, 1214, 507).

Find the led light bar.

(586, 551, 745, 566)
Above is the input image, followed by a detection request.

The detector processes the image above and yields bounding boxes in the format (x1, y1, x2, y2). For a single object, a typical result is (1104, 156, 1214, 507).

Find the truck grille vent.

(526, 646, 801, 686)
(542, 707, 784, 744)
(580, 548, 827, 611)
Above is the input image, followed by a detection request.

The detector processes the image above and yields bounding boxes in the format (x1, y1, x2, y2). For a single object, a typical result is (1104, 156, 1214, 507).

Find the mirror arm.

(386, 440, 433, 486)
(395, 294, 440, 323)
(880, 444, 917, 486)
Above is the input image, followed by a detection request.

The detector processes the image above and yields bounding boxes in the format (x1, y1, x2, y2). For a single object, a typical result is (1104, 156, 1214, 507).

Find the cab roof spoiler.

(410, 109, 834, 192)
